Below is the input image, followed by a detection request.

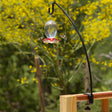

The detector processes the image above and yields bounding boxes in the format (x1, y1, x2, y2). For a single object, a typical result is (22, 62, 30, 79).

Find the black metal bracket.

(84, 93, 94, 104)
(85, 106, 91, 110)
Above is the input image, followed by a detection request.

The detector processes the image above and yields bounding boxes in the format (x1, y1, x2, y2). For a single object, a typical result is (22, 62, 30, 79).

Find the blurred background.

(0, 0, 112, 111)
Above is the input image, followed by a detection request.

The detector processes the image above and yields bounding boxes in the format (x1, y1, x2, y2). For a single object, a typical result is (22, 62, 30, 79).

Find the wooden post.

(101, 99, 109, 112)
(85, 60, 90, 93)
(60, 95, 77, 112)
(85, 60, 90, 112)
(35, 57, 45, 112)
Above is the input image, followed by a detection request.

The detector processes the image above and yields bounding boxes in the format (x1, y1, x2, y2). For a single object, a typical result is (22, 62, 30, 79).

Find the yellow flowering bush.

(81, 0, 111, 44)
(0, 0, 112, 111)
(1, 0, 112, 93)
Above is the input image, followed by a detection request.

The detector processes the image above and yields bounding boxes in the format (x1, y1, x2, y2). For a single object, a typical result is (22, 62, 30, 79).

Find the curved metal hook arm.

(48, 2, 93, 104)
(48, 3, 55, 15)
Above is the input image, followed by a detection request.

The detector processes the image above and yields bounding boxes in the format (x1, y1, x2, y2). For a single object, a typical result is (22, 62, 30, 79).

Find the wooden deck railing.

(60, 91, 112, 112)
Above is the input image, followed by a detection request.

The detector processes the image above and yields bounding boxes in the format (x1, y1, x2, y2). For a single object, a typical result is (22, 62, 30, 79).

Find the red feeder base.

(43, 38, 60, 44)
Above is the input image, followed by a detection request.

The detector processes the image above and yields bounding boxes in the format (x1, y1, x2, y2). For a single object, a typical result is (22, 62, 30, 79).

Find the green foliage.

(0, 44, 40, 111)
(90, 36, 112, 92)
(45, 88, 60, 112)
(0, 0, 112, 111)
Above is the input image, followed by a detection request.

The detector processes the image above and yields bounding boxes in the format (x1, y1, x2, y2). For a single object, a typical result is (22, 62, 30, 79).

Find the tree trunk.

(35, 57, 45, 112)
(85, 60, 90, 112)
